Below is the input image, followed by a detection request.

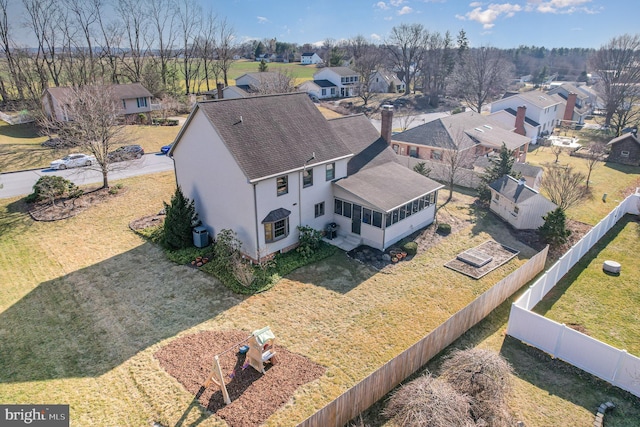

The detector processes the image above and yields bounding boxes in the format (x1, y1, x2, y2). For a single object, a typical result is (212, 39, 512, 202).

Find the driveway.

(0, 153, 174, 199)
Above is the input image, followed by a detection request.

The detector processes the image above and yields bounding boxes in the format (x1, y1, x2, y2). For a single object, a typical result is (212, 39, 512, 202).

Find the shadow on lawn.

(0, 122, 40, 139)
(0, 242, 243, 383)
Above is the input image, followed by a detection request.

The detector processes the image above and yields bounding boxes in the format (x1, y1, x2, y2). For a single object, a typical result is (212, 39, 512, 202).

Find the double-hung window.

(277, 176, 288, 196)
(303, 168, 313, 187)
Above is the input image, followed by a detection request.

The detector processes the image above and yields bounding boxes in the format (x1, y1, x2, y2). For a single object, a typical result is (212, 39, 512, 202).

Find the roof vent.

(474, 127, 484, 133)
(483, 124, 493, 129)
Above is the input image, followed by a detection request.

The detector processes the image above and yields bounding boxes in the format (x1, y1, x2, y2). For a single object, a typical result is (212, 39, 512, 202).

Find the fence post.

(611, 349, 628, 383)
(553, 323, 567, 357)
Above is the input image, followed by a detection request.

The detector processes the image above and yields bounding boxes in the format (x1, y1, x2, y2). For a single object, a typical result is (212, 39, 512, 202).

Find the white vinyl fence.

(507, 190, 640, 397)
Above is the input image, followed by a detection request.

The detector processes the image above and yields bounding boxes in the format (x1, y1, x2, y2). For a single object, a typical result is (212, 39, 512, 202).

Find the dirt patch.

(155, 330, 325, 427)
(129, 213, 165, 230)
(28, 187, 126, 221)
(511, 219, 592, 262)
(444, 240, 520, 279)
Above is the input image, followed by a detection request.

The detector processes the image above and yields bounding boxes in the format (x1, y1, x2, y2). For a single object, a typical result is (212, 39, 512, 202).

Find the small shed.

(607, 132, 640, 166)
(489, 176, 557, 230)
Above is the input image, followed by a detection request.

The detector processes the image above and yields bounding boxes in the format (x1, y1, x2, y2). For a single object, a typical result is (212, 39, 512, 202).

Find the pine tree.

(478, 144, 518, 201)
(539, 207, 571, 246)
(259, 58, 268, 72)
(162, 187, 200, 250)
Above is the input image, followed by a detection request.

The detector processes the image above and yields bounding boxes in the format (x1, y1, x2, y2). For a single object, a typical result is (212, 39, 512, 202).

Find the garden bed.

(155, 329, 325, 427)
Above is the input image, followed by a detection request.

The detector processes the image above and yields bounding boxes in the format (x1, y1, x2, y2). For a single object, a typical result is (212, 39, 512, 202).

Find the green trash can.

(193, 226, 209, 248)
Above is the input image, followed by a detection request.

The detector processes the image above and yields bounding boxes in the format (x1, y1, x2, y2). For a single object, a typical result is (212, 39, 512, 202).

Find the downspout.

(253, 183, 260, 262)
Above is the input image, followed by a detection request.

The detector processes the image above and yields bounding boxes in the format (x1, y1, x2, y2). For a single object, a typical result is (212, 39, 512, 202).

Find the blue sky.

(212, 0, 635, 48)
(8, 0, 638, 49)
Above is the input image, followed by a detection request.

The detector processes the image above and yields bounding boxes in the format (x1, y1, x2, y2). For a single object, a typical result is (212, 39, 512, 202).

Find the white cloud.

(398, 6, 413, 15)
(469, 1, 482, 6)
(371, 33, 381, 41)
(458, 3, 522, 29)
(257, 16, 269, 24)
(375, 1, 389, 10)
(390, 0, 405, 6)
(528, 0, 597, 14)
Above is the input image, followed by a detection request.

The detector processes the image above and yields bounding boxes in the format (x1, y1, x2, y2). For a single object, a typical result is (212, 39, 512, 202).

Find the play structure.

(203, 326, 277, 405)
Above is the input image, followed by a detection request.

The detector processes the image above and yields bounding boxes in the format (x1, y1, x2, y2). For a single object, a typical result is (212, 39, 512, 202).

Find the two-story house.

(42, 83, 153, 123)
(489, 90, 566, 142)
(369, 69, 405, 93)
(299, 67, 359, 99)
(546, 82, 590, 125)
(391, 110, 531, 164)
(300, 52, 323, 65)
(169, 93, 442, 261)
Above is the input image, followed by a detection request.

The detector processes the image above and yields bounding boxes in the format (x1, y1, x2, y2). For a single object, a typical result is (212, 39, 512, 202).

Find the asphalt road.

(0, 153, 174, 199)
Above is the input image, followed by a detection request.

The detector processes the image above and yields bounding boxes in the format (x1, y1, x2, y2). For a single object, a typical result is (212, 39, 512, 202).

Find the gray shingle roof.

(504, 108, 540, 127)
(313, 79, 337, 88)
(608, 132, 640, 147)
(333, 162, 443, 212)
(392, 111, 530, 151)
(506, 90, 564, 109)
(489, 175, 537, 203)
(46, 82, 152, 101)
(193, 93, 352, 181)
(317, 67, 358, 77)
(328, 114, 400, 175)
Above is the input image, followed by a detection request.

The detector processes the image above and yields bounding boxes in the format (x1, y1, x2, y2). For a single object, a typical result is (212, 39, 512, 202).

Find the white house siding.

(383, 204, 436, 248)
(122, 96, 151, 115)
(298, 82, 322, 99)
(489, 110, 539, 143)
(490, 192, 555, 230)
(491, 98, 560, 136)
(173, 110, 257, 255)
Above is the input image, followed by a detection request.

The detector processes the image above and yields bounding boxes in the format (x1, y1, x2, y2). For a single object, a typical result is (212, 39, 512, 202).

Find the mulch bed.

(444, 240, 520, 279)
(28, 187, 125, 221)
(155, 330, 325, 427)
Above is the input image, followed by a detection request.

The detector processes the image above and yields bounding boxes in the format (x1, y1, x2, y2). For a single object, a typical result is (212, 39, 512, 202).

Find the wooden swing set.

(203, 327, 277, 405)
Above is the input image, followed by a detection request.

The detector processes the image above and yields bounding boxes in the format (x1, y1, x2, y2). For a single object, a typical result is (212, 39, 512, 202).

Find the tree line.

(2, 0, 639, 133)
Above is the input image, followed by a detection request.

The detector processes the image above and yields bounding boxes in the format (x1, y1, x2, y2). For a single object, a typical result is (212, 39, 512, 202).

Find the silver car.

(50, 153, 96, 170)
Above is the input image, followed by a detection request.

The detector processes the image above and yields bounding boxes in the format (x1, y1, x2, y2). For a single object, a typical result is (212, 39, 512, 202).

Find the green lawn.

(525, 144, 640, 225)
(533, 215, 640, 356)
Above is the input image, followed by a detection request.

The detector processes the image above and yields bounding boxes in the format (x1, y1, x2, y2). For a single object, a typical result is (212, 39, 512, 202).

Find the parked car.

(108, 145, 144, 162)
(161, 143, 173, 155)
(50, 153, 96, 170)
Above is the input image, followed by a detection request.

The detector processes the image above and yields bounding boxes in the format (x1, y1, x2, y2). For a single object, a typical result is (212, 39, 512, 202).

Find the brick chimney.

(514, 105, 526, 136)
(381, 104, 394, 144)
(216, 82, 224, 99)
(563, 92, 577, 122)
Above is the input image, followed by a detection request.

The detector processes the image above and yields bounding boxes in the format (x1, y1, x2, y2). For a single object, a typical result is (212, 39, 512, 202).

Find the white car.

(50, 153, 96, 170)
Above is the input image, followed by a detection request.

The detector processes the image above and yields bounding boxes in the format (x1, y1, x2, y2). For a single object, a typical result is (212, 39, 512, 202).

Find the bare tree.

(583, 141, 606, 189)
(215, 18, 237, 87)
(452, 46, 513, 113)
(385, 23, 428, 96)
(41, 85, 134, 189)
(176, 0, 202, 94)
(550, 144, 565, 163)
(541, 164, 587, 210)
(197, 11, 218, 92)
(421, 30, 455, 107)
(441, 136, 475, 203)
(250, 71, 296, 95)
(147, 0, 177, 90)
(383, 373, 473, 427)
(63, 0, 103, 84)
(589, 34, 640, 128)
(115, 0, 149, 83)
(396, 114, 416, 131)
(0, 0, 24, 100)
(349, 35, 384, 106)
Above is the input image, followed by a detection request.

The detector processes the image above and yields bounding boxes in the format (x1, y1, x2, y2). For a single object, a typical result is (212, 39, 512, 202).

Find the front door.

(351, 204, 361, 235)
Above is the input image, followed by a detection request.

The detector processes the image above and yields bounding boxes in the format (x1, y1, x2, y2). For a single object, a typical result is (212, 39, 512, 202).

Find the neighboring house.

(42, 82, 152, 123)
(203, 73, 293, 100)
(546, 82, 590, 124)
(606, 133, 640, 166)
(169, 93, 442, 261)
(300, 67, 359, 99)
(489, 90, 566, 141)
(301, 52, 323, 65)
(255, 53, 276, 62)
(474, 157, 544, 190)
(298, 80, 337, 100)
(489, 176, 557, 230)
(575, 84, 605, 113)
(391, 110, 531, 164)
(369, 69, 405, 93)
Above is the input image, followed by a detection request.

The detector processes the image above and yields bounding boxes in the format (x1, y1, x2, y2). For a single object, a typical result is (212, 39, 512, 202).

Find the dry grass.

(525, 144, 640, 225)
(0, 121, 181, 172)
